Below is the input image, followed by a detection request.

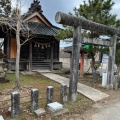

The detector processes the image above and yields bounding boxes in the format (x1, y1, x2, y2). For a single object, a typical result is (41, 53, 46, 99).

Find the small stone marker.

(11, 91, 21, 118)
(47, 86, 54, 104)
(30, 88, 39, 112)
(0, 116, 4, 120)
(47, 102, 63, 112)
(60, 84, 67, 104)
(34, 108, 46, 117)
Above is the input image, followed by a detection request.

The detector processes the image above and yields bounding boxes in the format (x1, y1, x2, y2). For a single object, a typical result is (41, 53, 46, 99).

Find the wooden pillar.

(80, 51, 84, 77)
(107, 34, 117, 89)
(29, 40, 32, 71)
(51, 42, 53, 71)
(69, 26, 82, 102)
(4, 31, 11, 70)
(6, 32, 10, 59)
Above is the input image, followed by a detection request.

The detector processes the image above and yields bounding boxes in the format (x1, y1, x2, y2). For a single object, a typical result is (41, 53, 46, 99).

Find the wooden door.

(32, 47, 46, 61)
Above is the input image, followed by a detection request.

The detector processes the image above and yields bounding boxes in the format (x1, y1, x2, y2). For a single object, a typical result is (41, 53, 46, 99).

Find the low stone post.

(60, 84, 67, 104)
(47, 86, 54, 104)
(30, 88, 39, 112)
(11, 91, 20, 118)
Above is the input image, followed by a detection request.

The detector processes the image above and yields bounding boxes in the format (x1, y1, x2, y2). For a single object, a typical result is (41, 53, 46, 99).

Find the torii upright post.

(107, 34, 117, 89)
(69, 26, 82, 101)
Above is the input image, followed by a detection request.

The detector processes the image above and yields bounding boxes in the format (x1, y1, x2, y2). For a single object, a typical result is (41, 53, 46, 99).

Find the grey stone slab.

(34, 108, 46, 117)
(47, 102, 63, 112)
(41, 73, 109, 102)
(0, 116, 4, 120)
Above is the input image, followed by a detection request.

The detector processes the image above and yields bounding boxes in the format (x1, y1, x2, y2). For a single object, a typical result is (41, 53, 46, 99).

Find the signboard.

(102, 54, 109, 64)
(101, 54, 109, 73)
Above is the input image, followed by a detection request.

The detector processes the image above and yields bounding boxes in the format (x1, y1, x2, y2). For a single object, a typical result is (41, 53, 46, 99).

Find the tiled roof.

(21, 22, 60, 36)
(63, 46, 84, 53)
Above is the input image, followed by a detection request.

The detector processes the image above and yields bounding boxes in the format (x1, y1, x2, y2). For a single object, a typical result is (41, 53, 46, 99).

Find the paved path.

(38, 72, 109, 102)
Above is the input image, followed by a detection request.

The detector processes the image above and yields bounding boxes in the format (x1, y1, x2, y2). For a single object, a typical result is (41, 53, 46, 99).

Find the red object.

(80, 51, 84, 76)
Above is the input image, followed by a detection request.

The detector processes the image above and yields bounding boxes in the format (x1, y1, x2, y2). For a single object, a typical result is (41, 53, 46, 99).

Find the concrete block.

(34, 108, 46, 117)
(0, 116, 4, 120)
(47, 102, 63, 112)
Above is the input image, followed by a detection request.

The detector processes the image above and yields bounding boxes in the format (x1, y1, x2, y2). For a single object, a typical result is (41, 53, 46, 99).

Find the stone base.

(47, 102, 63, 112)
(34, 108, 46, 117)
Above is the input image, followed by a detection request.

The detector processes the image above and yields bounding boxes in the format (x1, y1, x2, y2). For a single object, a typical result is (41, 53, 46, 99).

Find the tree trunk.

(15, 18, 21, 89)
(91, 52, 97, 82)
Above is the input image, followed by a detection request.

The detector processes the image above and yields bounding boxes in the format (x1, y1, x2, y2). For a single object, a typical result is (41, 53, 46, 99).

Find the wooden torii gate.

(55, 12, 120, 101)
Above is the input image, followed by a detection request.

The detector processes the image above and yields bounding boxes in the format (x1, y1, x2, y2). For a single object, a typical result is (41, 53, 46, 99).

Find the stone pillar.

(60, 84, 67, 104)
(47, 86, 54, 104)
(51, 43, 54, 71)
(11, 91, 20, 118)
(30, 88, 39, 112)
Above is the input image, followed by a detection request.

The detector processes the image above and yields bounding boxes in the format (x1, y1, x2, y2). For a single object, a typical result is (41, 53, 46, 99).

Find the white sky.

(11, 0, 120, 47)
